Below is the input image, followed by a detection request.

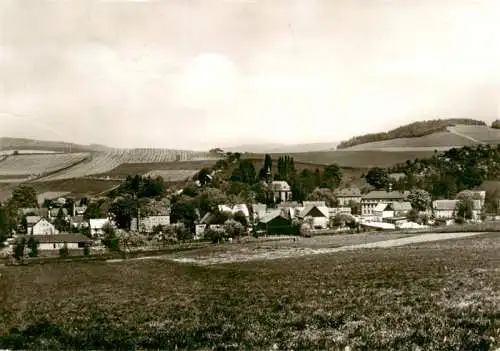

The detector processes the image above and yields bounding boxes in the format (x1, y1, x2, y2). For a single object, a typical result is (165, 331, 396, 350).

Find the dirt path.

(447, 126, 485, 145)
(107, 232, 486, 266)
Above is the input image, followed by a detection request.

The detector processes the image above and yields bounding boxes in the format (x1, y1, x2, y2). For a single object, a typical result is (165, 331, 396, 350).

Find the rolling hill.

(336, 118, 487, 149)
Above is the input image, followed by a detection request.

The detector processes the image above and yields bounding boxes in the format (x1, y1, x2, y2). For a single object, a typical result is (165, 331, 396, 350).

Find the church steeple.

(266, 166, 272, 184)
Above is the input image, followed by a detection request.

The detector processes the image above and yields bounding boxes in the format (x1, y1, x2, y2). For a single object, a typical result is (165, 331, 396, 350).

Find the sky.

(0, 0, 499, 150)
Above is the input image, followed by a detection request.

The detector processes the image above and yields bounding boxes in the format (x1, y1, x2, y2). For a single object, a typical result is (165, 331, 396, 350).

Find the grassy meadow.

(0, 233, 498, 350)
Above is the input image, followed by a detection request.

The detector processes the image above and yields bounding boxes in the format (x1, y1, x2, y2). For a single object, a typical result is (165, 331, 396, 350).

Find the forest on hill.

(374, 144, 500, 211)
(337, 118, 486, 149)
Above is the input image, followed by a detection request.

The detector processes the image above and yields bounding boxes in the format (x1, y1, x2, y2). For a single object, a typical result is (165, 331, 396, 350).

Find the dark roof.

(433, 200, 458, 211)
(362, 190, 408, 200)
(335, 187, 361, 197)
(21, 234, 92, 244)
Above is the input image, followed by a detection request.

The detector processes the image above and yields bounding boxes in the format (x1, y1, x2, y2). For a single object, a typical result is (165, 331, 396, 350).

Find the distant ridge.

(223, 142, 339, 153)
(0, 137, 206, 153)
(0, 137, 109, 153)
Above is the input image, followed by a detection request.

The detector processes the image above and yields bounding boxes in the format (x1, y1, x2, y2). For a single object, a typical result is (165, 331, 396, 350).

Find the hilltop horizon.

(1, 117, 498, 153)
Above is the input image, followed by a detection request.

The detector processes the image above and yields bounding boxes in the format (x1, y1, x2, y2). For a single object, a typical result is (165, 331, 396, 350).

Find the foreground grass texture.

(0, 234, 499, 350)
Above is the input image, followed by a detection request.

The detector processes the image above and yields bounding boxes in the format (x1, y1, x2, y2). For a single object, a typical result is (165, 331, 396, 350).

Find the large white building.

(131, 215, 170, 233)
(361, 190, 410, 216)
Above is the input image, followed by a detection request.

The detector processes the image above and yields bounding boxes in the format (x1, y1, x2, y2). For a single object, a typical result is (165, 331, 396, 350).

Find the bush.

(27, 236, 39, 258)
(13, 237, 26, 262)
(59, 244, 69, 258)
(204, 228, 226, 244)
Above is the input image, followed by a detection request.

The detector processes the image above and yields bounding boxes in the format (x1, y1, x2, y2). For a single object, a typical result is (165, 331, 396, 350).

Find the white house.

(299, 204, 330, 229)
(373, 203, 394, 221)
(335, 187, 362, 206)
(251, 204, 267, 222)
(217, 204, 250, 220)
(26, 216, 41, 233)
(361, 190, 409, 216)
(32, 234, 92, 250)
(131, 215, 170, 233)
(373, 202, 412, 222)
(89, 218, 114, 237)
(432, 200, 459, 219)
(32, 218, 58, 235)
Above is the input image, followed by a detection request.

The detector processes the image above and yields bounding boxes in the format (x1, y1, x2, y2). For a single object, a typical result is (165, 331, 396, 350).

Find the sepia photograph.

(0, 0, 499, 349)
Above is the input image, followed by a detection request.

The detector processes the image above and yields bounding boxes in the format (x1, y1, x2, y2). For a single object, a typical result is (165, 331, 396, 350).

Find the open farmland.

(31, 178, 121, 198)
(449, 125, 500, 144)
(35, 150, 220, 181)
(0, 153, 89, 177)
(0, 150, 62, 155)
(344, 131, 476, 150)
(0, 233, 498, 349)
(251, 150, 438, 168)
(95, 160, 218, 178)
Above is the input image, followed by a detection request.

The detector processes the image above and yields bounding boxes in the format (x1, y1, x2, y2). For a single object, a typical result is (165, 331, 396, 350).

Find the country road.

(107, 232, 487, 266)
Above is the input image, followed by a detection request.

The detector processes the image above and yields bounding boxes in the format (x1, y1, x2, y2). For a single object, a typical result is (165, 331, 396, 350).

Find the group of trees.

(0, 185, 40, 243)
(386, 144, 500, 200)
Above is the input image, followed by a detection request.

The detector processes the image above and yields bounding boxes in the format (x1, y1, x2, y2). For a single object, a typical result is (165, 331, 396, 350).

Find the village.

(1, 150, 494, 259)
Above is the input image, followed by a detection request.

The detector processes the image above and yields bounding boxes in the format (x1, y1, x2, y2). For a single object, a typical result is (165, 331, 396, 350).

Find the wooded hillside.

(337, 118, 486, 149)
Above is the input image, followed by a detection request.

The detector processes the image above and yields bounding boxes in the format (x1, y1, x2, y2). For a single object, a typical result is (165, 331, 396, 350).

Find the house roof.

(362, 190, 408, 200)
(89, 218, 110, 229)
(300, 204, 329, 218)
(233, 204, 249, 217)
(259, 210, 283, 224)
(303, 201, 326, 207)
(335, 187, 361, 197)
(433, 200, 459, 211)
(457, 190, 486, 200)
(26, 216, 41, 225)
(270, 181, 291, 191)
(392, 201, 413, 211)
(199, 212, 215, 225)
(21, 233, 92, 244)
(374, 203, 390, 212)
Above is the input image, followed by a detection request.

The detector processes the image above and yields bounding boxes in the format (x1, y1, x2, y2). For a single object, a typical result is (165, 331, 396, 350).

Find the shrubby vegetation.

(337, 118, 486, 149)
(382, 144, 500, 200)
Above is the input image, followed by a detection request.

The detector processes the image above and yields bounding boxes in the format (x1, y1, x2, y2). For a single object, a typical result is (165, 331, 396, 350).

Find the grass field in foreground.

(0, 233, 498, 350)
